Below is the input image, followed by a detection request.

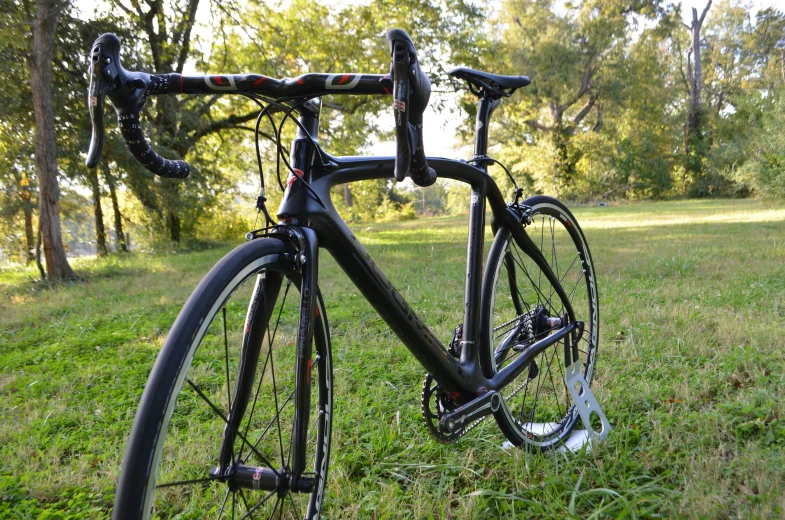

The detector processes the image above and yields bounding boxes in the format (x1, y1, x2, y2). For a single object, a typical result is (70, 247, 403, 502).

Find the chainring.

(421, 374, 464, 443)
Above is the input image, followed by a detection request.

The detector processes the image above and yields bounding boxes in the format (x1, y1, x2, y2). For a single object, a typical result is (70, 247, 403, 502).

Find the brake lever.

(86, 34, 124, 168)
(86, 43, 108, 167)
(391, 42, 411, 182)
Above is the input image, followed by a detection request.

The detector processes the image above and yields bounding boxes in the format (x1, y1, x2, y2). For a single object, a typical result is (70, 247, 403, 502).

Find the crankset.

(421, 374, 464, 443)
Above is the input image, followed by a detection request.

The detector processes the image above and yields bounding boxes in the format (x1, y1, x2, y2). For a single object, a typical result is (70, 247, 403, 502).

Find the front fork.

(216, 227, 319, 488)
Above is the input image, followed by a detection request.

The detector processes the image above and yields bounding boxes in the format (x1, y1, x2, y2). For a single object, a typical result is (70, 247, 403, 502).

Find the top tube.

(148, 72, 391, 99)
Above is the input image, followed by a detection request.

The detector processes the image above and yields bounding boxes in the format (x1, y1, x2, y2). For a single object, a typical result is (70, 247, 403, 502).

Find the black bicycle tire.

(479, 195, 599, 449)
(112, 237, 333, 519)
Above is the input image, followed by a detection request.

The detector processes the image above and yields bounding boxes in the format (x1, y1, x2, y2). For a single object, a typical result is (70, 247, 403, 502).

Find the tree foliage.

(1, 0, 785, 265)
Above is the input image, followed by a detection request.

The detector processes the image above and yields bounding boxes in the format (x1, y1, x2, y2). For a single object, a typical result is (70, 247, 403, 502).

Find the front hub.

(210, 463, 314, 495)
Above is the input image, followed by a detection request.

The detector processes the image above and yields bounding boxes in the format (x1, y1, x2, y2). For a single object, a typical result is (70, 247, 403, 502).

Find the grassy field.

(1, 198, 784, 518)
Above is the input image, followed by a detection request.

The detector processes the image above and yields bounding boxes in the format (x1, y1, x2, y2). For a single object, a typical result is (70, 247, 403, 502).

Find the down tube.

(322, 219, 467, 393)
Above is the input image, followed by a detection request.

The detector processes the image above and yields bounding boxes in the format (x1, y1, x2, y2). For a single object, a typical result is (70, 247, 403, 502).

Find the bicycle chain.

(421, 310, 544, 442)
(420, 374, 488, 443)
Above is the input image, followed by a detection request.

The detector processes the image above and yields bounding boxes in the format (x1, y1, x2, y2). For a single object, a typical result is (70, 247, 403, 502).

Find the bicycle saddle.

(449, 67, 530, 98)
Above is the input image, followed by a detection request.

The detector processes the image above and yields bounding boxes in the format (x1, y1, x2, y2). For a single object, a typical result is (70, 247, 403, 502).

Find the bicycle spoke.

(554, 339, 571, 407)
(239, 490, 255, 520)
(568, 270, 585, 301)
(243, 388, 295, 463)
(526, 350, 548, 428)
(185, 378, 278, 474)
(156, 475, 223, 489)
(558, 253, 580, 289)
(517, 362, 532, 423)
(268, 279, 291, 468)
(551, 217, 558, 281)
(510, 246, 560, 317)
(544, 342, 563, 420)
(289, 492, 303, 520)
(218, 489, 231, 519)
(242, 340, 272, 454)
(243, 276, 288, 447)
(538, 214, 545, 289)
(239, 490, 277, 520)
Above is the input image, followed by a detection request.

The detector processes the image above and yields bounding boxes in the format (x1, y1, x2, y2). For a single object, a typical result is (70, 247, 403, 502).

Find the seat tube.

(460, 95, 499, 371)
(461, 181, 486, 368)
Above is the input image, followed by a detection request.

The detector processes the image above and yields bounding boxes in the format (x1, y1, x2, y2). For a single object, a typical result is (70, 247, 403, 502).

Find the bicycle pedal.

(439, 390, 500, 434)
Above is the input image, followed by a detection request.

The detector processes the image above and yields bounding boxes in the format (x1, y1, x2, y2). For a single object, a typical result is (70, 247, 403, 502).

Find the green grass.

(2, 198, 784, 518)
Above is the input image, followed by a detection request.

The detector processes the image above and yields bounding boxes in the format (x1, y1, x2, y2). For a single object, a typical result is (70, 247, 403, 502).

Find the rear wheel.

(113, 238, 332, 519)
(480, 196, 598, 450)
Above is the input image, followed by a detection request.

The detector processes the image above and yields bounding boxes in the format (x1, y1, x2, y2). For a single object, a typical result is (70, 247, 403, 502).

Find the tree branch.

(573, 96, 596, 126)
(187, 111, 262, 143)
(592, 103, 603, 132)
(525, 119, 552, 132)
(195, 95, 221, 117)
(174, 0, 200, 73)
(322, 98, 371, 114)
(229, 126, 275, 140)
(559, 55, 594, 113)
(113, 0, 135, 17)
(674, 37, 691, 96)
(699, 0, 712, 26)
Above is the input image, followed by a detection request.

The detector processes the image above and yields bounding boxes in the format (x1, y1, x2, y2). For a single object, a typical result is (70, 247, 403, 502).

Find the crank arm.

(440, 390, 501, 434)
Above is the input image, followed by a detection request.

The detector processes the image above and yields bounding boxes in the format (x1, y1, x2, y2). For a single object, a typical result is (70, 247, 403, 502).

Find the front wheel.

(113, 237, 333, 519)
(480, 196, 599, 450)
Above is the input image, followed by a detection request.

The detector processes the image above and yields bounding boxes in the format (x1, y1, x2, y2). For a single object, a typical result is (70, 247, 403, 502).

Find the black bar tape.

(147, 74, 173, 95)
(409, 122, 436, 187)
(117, 110, 190, 179)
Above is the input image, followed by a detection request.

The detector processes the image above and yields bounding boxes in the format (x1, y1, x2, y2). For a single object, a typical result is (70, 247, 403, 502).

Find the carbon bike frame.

(188, 87, 578, 492)
(275, 97, 578, 401)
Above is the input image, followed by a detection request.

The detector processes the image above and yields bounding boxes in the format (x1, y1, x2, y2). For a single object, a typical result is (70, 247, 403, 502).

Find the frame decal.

(204, 75, 237, 91)
(325, 74, 362, 90)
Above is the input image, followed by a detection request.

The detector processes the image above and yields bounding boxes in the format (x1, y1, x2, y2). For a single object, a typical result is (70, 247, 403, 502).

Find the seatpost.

(473, 95, 501, 169)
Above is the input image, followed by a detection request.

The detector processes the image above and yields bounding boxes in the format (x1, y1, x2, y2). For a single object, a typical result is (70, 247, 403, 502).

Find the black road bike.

(87, 28, 599, 520)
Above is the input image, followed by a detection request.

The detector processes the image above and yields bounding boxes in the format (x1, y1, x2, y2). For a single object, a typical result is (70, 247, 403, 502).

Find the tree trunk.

(343, 184, 353, 208)
(105, 168, 128, 252)
(24, 206, 35, 264)
(36, 221, 46, 281)
(688, 8, 703, 126)
(88, 168, 108, 256)
(167, 210, 181, 243)
(781, 49, 784, 83)
(28, 0, 75, 280)
(684, 1, 712, 190)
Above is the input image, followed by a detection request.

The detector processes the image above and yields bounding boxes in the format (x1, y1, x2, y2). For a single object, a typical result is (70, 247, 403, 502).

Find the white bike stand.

(500, 360, 611, 453)
(557, 361, 611, 453)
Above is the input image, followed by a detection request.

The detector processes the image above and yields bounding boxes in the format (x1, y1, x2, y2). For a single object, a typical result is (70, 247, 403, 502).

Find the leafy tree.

(1, 0, 77, 279)
(486, 0, 662, 198)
